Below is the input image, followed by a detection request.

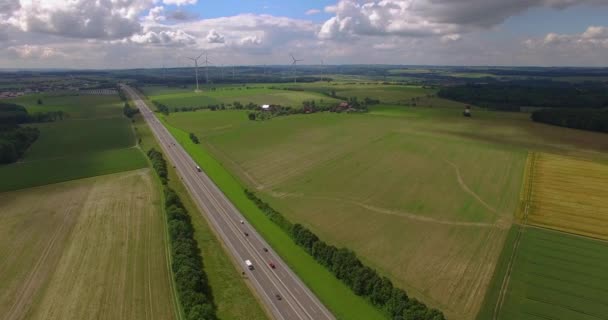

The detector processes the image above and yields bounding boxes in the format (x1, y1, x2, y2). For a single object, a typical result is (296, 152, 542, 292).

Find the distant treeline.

(531, 108, 608, 133)
(438, 82, 608, 111)
(0, 102, 63, 164)
(147, 149, 217, 320)
(244, 190, 445, 320)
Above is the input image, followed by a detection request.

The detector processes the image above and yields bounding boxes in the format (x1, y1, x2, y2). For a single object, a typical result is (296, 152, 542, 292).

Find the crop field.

(157, 84, 608, 319)
(482, 227, 608, 320)
(0, 169, 177, 320)
(7, 93, 125, 119)
(0, 93, 146, 191)
(144, 85, 340, 109)
(525, 153, 608, 240)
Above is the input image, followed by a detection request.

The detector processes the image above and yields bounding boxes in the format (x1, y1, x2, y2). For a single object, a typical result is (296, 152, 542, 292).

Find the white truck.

(245, 259, 254, 270)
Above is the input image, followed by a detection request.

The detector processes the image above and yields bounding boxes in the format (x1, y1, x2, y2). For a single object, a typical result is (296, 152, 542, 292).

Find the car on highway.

(275, 294, 282, 300)
(244, 232, 249, 236)
(269, 262, 276, 269)
(263, 247, 268, 252)
(240, 220, 244, 224)
(245, 259, 254, 270)
(196, 165, 201, 172)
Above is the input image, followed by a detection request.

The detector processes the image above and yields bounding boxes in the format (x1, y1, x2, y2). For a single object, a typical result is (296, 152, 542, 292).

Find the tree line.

(438, 82, 608, 111)
(244, 190, 445, 320)
(147, 148, 168, 184)
(531, 108, 608, 133)
(147, 149, 217, 320)
(0, 102, 63, 164)
(122, 102, 139, 118)
(189, 133, 200, 144)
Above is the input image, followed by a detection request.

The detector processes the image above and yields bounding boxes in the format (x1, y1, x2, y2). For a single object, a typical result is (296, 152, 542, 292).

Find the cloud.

(162, 0, 197, 6)
(319, 0, 608, 40)
(130, 29, 196, 46)
(7, 0, 146, 39)
(525, 26, 608, 48)
(166, 9, 199, 21)
(7, 44, 65, 59)
(239, 35, 263, 46)
(146, 6, 166, 22)
(305, 9, 321, 15)
(206, 29, 225, 43)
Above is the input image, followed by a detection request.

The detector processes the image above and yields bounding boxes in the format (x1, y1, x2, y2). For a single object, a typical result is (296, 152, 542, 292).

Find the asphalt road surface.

(122, 85, 335, 320)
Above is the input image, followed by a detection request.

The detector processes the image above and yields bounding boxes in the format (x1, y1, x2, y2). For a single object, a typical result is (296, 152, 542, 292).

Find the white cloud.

(206, 29, 225, 43)
(239, 35, 263, 46)
(146, 6, 166, 22)
(162, 0, 197, 6)
(319, 0, 608, 40)
(130, 29, 196, 46)
(526, 26, 608, 48)
(305, 9, 321, 15)
(7, 44, 65, 59)
(7, 0, 148, 39)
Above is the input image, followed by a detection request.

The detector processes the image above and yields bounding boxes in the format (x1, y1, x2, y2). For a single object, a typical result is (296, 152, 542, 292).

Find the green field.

(160, 117, 386, 320)
(133, 113, 269, 320)
(0, 93, 146, 191)
(143, 85, 340, 109)
(152, 81, 608, 319)
(0, 169, 177, 320)
(483, 227, 608, 320)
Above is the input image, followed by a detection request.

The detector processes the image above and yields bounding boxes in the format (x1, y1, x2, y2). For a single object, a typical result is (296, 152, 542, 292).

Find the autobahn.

(122, 85, 334, 320)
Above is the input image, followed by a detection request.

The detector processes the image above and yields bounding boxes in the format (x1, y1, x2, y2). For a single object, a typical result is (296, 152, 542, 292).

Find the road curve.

(122, 85, 335, 320)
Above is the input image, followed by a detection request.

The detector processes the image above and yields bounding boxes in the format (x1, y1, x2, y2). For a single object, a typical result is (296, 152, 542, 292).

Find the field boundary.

(492, 152, 536, 320)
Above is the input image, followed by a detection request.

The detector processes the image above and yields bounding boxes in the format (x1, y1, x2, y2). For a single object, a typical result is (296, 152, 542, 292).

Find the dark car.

(275, 294, 282, 300)
(263, 247, 268, 252)
(244, 232, 249, 237)
(269, 262, 276, 269)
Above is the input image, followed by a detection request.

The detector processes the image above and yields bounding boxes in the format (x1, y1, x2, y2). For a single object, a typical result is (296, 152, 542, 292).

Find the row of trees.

(147, 149, 217, 320)
(189, 133, 200, 144)
(147, 148, 168, 184)
(1, 102, 64, 125)
(122, 102, 139, 118)
(438, 82, 608, 110)
(153, 101, 170, 115)
(0, 127, 39, 164)
(531, 108, 608, 133)
(165, 188, 217, 320)
(244, 190, 445, 320)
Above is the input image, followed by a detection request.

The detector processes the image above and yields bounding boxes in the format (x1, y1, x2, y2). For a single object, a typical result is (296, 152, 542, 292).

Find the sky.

(1, 0, 608, 69)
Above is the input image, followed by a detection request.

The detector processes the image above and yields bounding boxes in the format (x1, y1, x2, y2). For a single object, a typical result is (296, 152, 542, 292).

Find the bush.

(189, 132, 200, 144)
(147, 148, 168, 184)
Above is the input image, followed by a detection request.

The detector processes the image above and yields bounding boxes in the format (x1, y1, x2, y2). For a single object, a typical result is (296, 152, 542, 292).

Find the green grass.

(144, 85, 340, 109)
(0, 93, 146, 191)
(159, 116, 386, 320)
(485, 227, 608, 320)
(24, 117, 135, 160)
(0, 169, 177, 320)
(0, 148, 147, 192)
(6, 93, 124, 119)
(162, 104, 608, 319)
(132, 113, 269, 320)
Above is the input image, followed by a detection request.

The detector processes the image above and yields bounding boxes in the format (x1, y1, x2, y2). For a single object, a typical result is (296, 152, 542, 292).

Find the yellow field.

(0, 169, 177, 320)
(526, 152, 608, 239)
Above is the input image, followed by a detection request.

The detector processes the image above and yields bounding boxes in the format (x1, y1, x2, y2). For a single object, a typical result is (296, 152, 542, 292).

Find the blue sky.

(1, 0, 608, 68)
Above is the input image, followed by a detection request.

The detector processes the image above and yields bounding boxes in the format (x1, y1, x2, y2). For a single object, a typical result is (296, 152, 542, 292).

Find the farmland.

(143, 85, 341, 109)
(0, 93, 146, 191)
(525, 153, 608, 240)
(0, 169, 177, 320)
(481, 227, 608, 320)
(149, 82, 608, 319)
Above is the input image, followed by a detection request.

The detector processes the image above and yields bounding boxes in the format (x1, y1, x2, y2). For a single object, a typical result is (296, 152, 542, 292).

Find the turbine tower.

(186, 52, 203, 92)
(290, 54, 303, 83)
(202, 53, 212, 84)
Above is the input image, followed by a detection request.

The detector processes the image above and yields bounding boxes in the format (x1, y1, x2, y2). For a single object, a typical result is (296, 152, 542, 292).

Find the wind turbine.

(202, 53, 212, 84)
(290, 53, 303, 83)
(186, 52, 203, 92)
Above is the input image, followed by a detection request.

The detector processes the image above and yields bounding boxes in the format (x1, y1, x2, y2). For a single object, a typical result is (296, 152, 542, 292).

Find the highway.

(122, 85, 335, 320)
